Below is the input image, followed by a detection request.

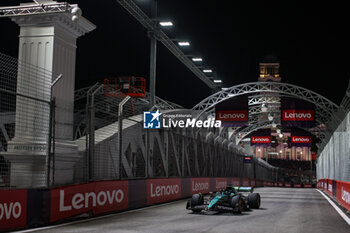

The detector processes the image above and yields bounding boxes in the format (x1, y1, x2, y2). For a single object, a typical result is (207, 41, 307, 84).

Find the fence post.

(47, 99, 54, 188)
(118, 96, 131, 179)
(47, 74, 62, 188)
(89, 85, 104, 181)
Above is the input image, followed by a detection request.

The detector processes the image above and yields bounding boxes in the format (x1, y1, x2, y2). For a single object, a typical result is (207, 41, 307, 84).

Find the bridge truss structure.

(192, 82, 341, 149)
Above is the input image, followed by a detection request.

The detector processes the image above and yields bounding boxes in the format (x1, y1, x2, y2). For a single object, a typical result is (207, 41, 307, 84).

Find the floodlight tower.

(0, 0, 95, 188)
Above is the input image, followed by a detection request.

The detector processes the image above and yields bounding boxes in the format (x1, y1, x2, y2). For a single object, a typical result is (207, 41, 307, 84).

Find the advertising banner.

(215, 96, 249, 127)
(230, 177, 240, 186)
(147, 179, 182, 205)
(190, 178, 210, 195)
(250, 179, 256, 187)
(250, 129, 271, 147)
(0, 190, 27, 231)
(327, 179, 333, 196)
(242, 178, 249, 187)
(214, 178, 228, 191)
(336, 181, 350, 212)
(216, 110, 248, 126)
(291, 128, 312, 147)
(281, 97, 315, 128)
(50, 181, 129, 223)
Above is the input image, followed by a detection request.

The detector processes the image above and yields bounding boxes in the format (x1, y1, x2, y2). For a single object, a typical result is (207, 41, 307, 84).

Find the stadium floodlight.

(192, 57, 203, 62)
(213, 80, 222, 83)
(280, 150, 283, 153)
(178, 41, 190, 46)
(203, 69, 212, 73)
(159, 21, 173, 27)
(279, 133, 283, 138)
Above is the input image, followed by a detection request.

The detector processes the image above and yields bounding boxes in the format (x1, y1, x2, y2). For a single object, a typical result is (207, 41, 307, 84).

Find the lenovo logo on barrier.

(0, 190, 27, 231)
(50, 181, 129, 223)
(59, 189, 124, 212)
(341, 186, 350, 205)
(251, 136, 271, 143)
(147, 179, 182, 205)
(216, 110, 248, 121)
(150, 184, 179, 197)
(282, 110, 314, 121)
(215, 179, 227, 190)
(192, 181, 209, 192)
(291, 136, 311, 143)
(0, 202, 22, 221)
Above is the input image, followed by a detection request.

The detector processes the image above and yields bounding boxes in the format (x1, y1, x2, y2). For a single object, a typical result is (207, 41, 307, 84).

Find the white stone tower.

(0, 0, 95, 188)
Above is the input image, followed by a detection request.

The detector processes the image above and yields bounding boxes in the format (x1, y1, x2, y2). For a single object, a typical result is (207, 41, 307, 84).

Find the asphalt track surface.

(23, 188, 350, 233)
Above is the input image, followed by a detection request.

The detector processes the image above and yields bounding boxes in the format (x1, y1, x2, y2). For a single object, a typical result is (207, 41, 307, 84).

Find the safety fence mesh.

(316, 80, 350, 182)
(0, 51, 277, 189)
(0, 52, 53, 188)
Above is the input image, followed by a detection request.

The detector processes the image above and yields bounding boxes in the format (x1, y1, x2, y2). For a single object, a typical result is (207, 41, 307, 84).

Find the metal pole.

(85, 83, 99, 182)
(118, 96, 131, 179)
(51, 98, 56, 186)
(90, 84, 104, 181)
(310, 149, 313, 184)
(48, 74, 62, 187)
(265, 147, 268, 163)
(145, 130, 149, 178)
(46, 99, 54, 188)
(149, 0, 157, 107)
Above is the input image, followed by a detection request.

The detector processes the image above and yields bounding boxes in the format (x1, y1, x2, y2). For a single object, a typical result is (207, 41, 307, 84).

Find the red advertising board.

(216, 110, 248, 122)
(50, 181, 129, 223)
(327, 179, 333, 196)
(282, 110, 314, 121)
(291, 136, 311, 144)
(317, 179, 324, 189)
(250, 179, 256, 187)
(231, 177, 240, 186)
(242, 178, 249, 187)
(294, 184, 301, 188)
(147, 179, 182, 205)
(190, 178, 210, 195)
(251, 136, 271, 144)
(285, 183, 291, 187)
(214, 178, 228, 191)
(0, 190, 27, 231)
(304, 184, 312, 188)
(336, 181, 350, 212)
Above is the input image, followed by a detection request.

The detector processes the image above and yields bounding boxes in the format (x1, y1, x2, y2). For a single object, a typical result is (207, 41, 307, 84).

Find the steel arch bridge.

(192, 82, 339, 146)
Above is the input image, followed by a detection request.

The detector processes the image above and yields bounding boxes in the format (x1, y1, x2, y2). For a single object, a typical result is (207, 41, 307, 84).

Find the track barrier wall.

(317, 179, 350, 212)
(0, 177, 314, 232)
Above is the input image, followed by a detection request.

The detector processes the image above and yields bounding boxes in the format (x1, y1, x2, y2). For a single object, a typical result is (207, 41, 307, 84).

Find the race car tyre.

(191, 194, 203, 212)
(231, 195, 243, 214)
(248, 193, 261, 209)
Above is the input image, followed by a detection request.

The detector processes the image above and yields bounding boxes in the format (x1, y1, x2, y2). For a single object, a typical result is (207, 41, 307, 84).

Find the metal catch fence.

(0, 51, 278, 189)
(0, 52, 53, 188)
(316, 80, 350, 182)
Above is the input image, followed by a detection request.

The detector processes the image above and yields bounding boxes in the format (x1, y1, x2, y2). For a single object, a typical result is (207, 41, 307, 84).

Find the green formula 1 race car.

(186, 186, 261, 214)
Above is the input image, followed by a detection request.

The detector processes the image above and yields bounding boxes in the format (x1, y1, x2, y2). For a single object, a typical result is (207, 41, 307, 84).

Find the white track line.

(317, 189, 350, 225)
(11, 199, 186, 233)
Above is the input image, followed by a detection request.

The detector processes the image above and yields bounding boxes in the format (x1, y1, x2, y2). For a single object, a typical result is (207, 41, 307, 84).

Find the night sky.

(0, 0, 349, 108)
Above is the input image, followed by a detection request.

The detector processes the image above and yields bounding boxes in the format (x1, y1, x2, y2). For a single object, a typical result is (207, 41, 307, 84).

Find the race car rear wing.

(234, 186, 254, 193)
